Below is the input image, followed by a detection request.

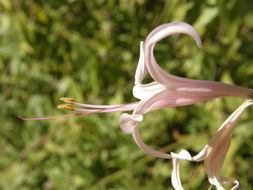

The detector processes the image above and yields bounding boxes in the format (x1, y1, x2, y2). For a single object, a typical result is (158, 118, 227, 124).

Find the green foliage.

(1, 0, 253, 189)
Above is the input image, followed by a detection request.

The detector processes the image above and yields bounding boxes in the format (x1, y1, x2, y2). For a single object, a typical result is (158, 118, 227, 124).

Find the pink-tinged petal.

(171, 156, 183, 190)
(119, 113, 143, 134)
(141, 91, 218, 113)
(132, 127, 171, 159)
(205, 140, 230, 189)
(120, 113, 171, 158)
(133, 90, 171, 115)
(146, 22, 202, 47)
(132, 88, 214, 116)
(192, 145, 209, 161)
(174, 81, 253, 99)
(171, 150, 192, 160)
(144, 22, 202, 85)
(134, 41, 147, 84)
(203, 99, 253, 189)
(171, 150, 192, 190)
(143, 22, 253, 99)
(208, 99, 253, 148)
(133, 41, 166, 100)
(148, 95, 208, 112)
(169, 100, 252, 189)
(120, 89, 206, 159)
(132, 81, 166, 100)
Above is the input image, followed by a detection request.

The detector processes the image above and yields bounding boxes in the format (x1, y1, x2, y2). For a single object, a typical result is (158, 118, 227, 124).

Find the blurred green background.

(1, 0, 253, 189)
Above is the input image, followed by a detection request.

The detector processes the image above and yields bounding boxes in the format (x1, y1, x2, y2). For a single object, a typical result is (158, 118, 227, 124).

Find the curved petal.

(145, 93, 218, 112)
(144, 22, 202, 85)
(132, 83, 251, 115)
(170, 100, 253, 190)
(119, 113, 143, 134)
(133, 41, 167, 100)
(123, 89, 207, 159)
(174, 81, 253, 99)
(146, 22, 202, 47)
(119, 113, 171, 158)
(204, 99, 253, 189)
(135, 41, 147, 84)
(132, 90, 170, 115)
(143, 22, 253, 98)
(132, 127, 171, 159)
(192, 145, 210, 161)
(120, 90, 175, 158)
(208, 99, 253, 148)
(205, 139, 230, 190)
(133, 81, 166, 100)
(133, 88, 220, 116)
(171, 150, 193, 190)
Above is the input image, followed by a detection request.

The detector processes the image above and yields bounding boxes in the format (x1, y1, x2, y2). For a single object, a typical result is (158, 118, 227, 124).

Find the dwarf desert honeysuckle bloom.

(171, 99, 253, 190)
(20, 22, 253, 189)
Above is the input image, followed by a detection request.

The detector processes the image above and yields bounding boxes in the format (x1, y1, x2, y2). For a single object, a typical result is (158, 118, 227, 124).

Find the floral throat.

(20, 22, 253, 190)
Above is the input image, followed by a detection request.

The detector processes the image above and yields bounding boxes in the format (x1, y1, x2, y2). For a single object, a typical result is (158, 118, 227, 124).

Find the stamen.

(19, 101, 139, 121)
(73, 106, 135, 113)
(72, 102, 127, 109)
(71, 102, 138, 113)
(59, 97, 139, 109)
(71, 100, 138, 109)
(59, 97, 75, 104)
(57, 104, 74, 111)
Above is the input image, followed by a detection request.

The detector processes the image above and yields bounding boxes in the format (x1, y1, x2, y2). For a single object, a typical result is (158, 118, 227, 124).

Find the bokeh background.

(1, 0, 253, 189)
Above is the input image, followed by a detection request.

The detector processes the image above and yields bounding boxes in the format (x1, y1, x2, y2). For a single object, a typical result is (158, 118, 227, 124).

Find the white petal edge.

(119, 113, 143, 134)
(171, 150, 192, 190)
(132, 127, 171, 159)
(133, 82, 166, 100)
(134, 41, 147, 84)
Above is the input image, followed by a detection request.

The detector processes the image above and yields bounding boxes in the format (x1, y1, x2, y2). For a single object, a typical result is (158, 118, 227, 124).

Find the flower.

(170, 99, 253, 190)
(20, 22, 252, 157)
(119, 22, 253, 158)
(20, 22, 253, 189)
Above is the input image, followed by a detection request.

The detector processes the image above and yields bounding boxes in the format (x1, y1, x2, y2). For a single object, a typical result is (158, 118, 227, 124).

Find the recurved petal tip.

(57, 104, 74, 110)
(171, 150, 192, 160)
(147, 22, 202, 49)
(134, 41, 147, 85)
(119, 113, 142, 134)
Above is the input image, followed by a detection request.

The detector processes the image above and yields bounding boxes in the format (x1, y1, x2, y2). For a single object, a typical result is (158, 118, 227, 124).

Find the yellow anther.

(59, 97, 75, 104)
(57, 104, 74, 111)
